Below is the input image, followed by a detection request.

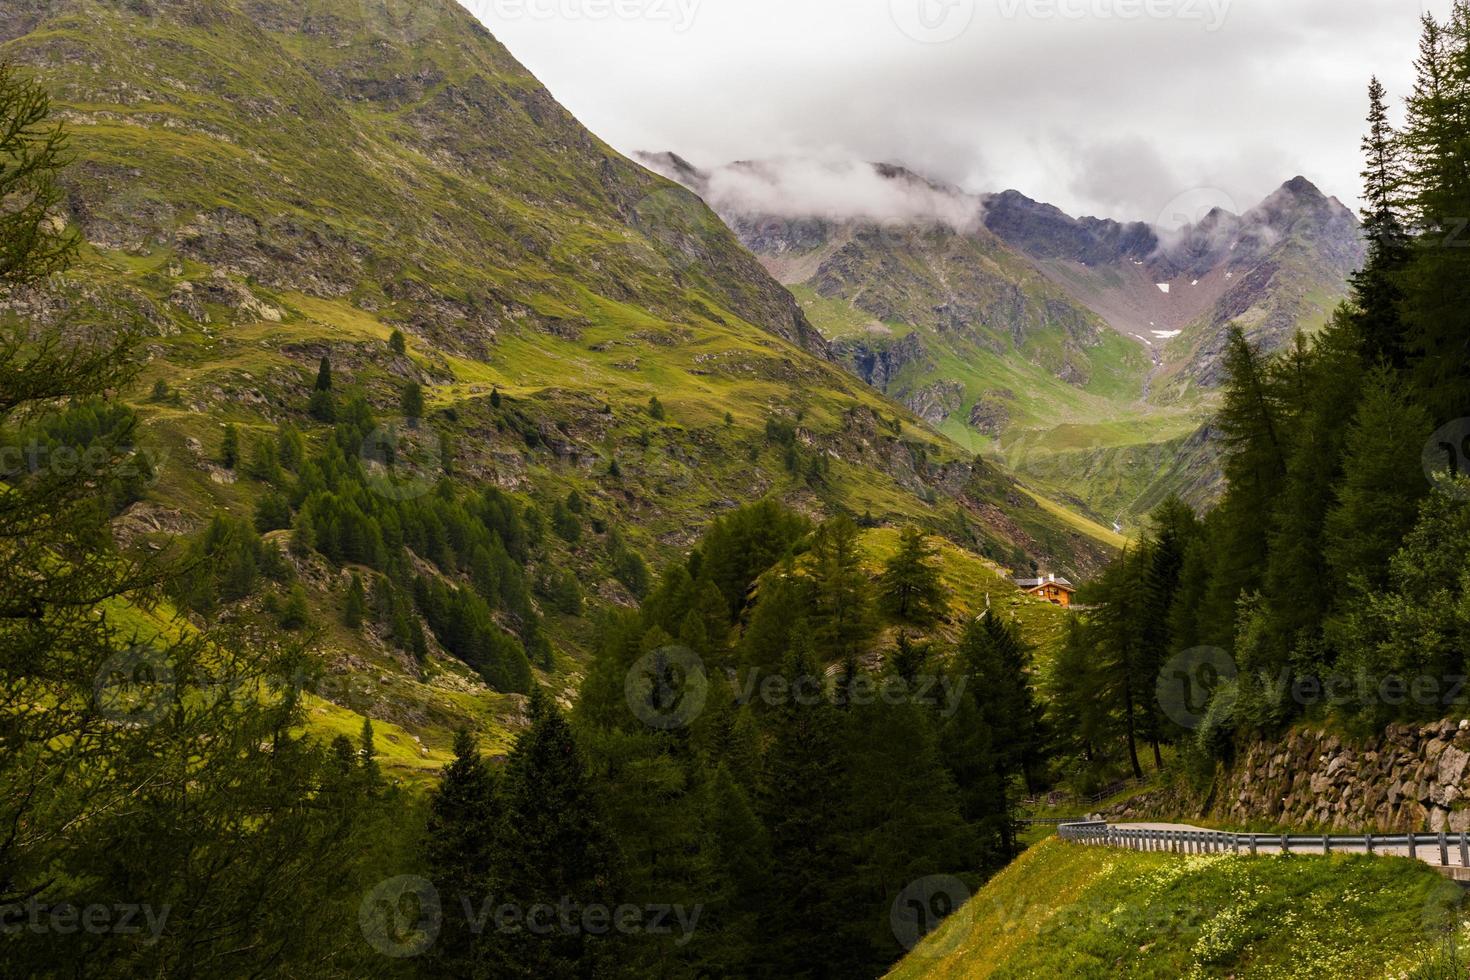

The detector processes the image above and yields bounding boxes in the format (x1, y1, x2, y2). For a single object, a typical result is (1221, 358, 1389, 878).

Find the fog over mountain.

(487, 0, 1455, 222)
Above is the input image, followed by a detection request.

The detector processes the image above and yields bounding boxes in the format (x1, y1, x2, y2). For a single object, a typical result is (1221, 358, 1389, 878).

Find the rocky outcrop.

(903, 381, 964, 426)
(1106, 719, 1470, 833)
(968, 391, 1013, 436)
(833, 332, 931, 392)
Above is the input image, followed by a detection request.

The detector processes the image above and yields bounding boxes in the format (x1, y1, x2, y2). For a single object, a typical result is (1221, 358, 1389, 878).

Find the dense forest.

(5, 3, 1470, 977)
(1049, 7, 1470, 790)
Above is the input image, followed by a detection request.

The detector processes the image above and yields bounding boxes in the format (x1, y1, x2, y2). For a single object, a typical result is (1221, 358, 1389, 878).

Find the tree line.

(1050, 6, 1470, 788)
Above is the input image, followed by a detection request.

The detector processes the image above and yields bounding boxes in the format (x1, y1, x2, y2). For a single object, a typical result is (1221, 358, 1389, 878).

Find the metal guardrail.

(1058, 821, 1470, 866)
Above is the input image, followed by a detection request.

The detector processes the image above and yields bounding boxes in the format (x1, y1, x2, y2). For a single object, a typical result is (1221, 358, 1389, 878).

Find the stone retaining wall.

(1105, 719, 1470, 833)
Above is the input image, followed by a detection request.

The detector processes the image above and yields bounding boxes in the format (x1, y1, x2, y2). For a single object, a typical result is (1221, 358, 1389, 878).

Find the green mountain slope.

(887, 837, 1465, 979)
(0, 0, 1112, 755)
(642, 157, 1360, 528)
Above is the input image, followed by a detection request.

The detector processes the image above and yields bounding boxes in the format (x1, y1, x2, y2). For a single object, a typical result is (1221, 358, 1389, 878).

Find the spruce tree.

(807, 516, 876, 663)
(426, 730, 500, 975)
(314, 355, 333, 392)
(490, 689, 622, 977)
(400, 380, 425, 420)
(1351, 76, 1412, 368)
(878, 526, 947, 625)
(1324, 369, 1433, 596)
(220, 423, 239, 469)
(756, 633, 871, 977)
(958, 612, 1044, 790)
(343, 572, 366, 628)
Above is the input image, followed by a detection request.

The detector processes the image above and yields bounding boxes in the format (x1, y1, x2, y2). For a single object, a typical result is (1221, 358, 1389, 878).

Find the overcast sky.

(470, 0, 1450, 223)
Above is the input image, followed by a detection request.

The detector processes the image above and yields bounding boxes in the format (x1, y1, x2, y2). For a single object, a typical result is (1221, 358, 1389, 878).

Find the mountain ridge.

(640, 152, 1363, 522)
(0, 0, 1117, 755)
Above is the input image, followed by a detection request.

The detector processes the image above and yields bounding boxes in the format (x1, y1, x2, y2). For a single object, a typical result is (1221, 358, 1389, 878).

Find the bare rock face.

(967, 391, 1013, 436)
(1106, 719, 1470, 833)
(902, 381, 964, 426)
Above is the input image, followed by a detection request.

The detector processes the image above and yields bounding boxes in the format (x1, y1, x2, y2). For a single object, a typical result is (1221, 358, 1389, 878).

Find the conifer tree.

(878, 526, 946, 625)
(426, 730, 500, 975)
(314, 355, 333, 392)
(807, 516, 876, 663)
(958, 612, 1044, 789)
(490, 689, 623, 977)
(220, 423, 239, 469)
(400, 380, 425, 420)
(1324, 369, 1433, 596)
(388, 329, 406, 355)
(1352, 76, 1412, 368)
(343, 572, 366, 628)
(756, 632, 871, 977)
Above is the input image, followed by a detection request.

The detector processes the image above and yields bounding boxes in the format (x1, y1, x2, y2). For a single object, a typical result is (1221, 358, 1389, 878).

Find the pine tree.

(958, 612, 1044, 790)
(220, 423, 239, 469)
(648, 395, 666, 421)
(878, 526, 946, 625)
(940, 682, 1013, 859)
(1352, 76, 1412, 368)
(0, 64, 75, 284)
(490, 689, 623, 977)
(343, 572, 366, 628)
(1401, 10, 1470, 416)
(1324, 369, 1433, 596)
(277, 583, 311, 630)
(1260, 317, 1364, 661)
(359, 717, 381, 786)
(889, 632, 930, 687)
(388, 329, 407, 355)
(756, 634, 872, 977)
(426, 730, 500, 975)
(1199, 328, 1288, 647)
(807, 516, 876, 663)
(400, 381, 425, 420)
(314, 355, 333, 392)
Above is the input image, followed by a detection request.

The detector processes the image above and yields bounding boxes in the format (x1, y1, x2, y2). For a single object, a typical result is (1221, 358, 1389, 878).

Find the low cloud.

(694, 158, 984, 231)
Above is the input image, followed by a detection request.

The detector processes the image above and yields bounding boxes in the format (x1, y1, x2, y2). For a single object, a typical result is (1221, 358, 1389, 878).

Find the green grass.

(888, 837, 1470, 979)
(2, 0, 1122, 782)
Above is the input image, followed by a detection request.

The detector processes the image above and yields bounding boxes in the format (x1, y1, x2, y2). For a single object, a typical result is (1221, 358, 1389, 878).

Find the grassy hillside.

(0, 0, 1116, 759)
(781, 236, 1219, 529)
(888, 837, 1467, 979)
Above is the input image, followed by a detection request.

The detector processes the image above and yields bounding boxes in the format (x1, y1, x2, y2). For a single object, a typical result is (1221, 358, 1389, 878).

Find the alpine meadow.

(3, 1, 1470, 978)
